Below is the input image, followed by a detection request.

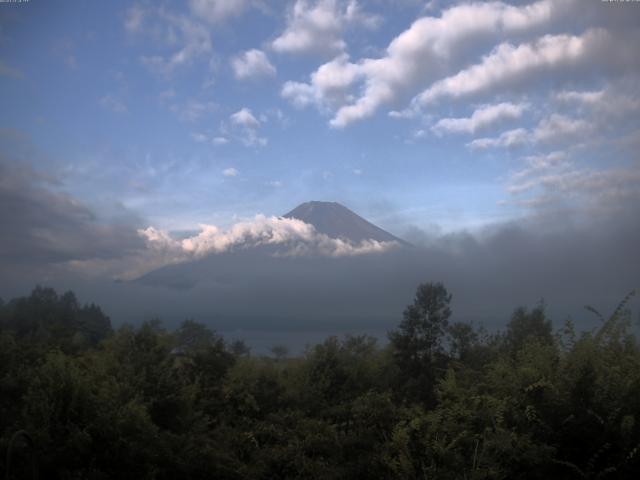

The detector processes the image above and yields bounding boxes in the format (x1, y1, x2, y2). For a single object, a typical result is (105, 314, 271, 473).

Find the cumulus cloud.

(555, 89, 605, 105)
(281, 53, 361, 110)
(138, 215, 398, 270)
(416, 29, 610, 105)
(555, 84, 640, 116)
(533, 113, 592, 143)
(231, 49, 276, 80)
(222, 167, 239, 177)
(272, 0, 380, 56)
(229, 108, 267, 146)
(283, 0, 577, 127)
(468, 113, 592, 150)
(334, 0, 576, 127)
(510, 151, 568, 182)
(432, 102, 528, 136)
(230, 108, 260, 128)
(281, 81, 317, 109)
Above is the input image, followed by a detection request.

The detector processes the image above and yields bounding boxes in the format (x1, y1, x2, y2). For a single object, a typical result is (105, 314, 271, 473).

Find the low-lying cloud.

(139, 214, 398, 267)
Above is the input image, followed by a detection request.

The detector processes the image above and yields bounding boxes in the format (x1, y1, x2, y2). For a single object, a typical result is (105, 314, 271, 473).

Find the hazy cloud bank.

(0, 159, 144, 268)
(139, 215, 399, 266)
(0, 157, 638, 340)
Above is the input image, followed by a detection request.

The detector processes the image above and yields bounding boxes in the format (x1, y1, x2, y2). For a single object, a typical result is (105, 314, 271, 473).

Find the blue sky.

(1, 0, 639, 237)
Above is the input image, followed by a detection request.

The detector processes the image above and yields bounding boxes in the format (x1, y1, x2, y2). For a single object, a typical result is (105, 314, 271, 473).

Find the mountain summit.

(284, 201, 407, 245)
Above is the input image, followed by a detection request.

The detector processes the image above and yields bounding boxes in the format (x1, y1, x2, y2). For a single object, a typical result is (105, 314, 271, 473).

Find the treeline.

(1, 284, 639, 479)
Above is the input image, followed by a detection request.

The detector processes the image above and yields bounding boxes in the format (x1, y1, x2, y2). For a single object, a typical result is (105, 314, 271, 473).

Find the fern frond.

(584, 305, 605, 323)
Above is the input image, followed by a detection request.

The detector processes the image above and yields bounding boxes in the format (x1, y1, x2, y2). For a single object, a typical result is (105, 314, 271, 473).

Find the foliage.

(1, 285, 639, 479)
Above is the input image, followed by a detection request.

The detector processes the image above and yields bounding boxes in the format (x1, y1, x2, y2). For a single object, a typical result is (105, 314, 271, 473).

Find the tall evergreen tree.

(388, 282, 452, 405)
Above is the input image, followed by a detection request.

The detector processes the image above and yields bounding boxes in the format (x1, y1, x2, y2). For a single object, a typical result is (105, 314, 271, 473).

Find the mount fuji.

(283, 201, 409, 246)
(134, 201, 410, 290)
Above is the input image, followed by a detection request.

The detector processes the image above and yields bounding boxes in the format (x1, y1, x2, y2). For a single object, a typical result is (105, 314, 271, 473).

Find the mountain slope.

(283, 201, 408, 245)
(134, 201, 409, 290)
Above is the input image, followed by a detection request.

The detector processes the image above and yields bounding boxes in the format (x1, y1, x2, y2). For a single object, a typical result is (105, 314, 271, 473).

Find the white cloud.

(189, 0, 251, 23)
(533, 114, 591, 143)
(416, 29, 609, 105)
(138, 215, 398, 269)
(229, 108, 267, 147)
(412, 129, 427, 140)
(223, 167, 239, 177)
(432, 102, 528, 136)
(283, 0, 578, 127)
(555, 89, 605, 105)
(213, 136, 229, 145)
(510, 151, 568, 183)
(281, 81, 317, 109)
(241, 131, 268, 147)
(231, 49, 276, 80)
(272, 0, 380, 56)
(388, 109, 416, 120)
(555, 86, 640, 116)
(281, 53, 361, 110)
(311, 53, 361, 94)
(468, 112, 594, 150)
(468, 128, 529, 150)
(230, 108, 260, 128)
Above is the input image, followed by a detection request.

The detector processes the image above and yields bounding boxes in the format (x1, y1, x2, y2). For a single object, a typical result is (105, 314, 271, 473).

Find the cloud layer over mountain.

(138, 215, 398, 268)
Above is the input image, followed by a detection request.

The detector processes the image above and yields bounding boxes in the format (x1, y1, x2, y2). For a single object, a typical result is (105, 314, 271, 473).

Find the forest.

(1, 284, 639, 479)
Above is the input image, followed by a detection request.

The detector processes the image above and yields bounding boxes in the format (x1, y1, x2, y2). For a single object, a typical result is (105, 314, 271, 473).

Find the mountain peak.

(283, 201, 408, 245)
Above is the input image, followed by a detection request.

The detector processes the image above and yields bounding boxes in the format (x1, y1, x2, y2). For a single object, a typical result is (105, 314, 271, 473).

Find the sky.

(1, 0, 639, 344)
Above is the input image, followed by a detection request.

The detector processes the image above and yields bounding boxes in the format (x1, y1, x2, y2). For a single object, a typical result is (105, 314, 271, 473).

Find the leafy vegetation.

(1, 284, 639, 479)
